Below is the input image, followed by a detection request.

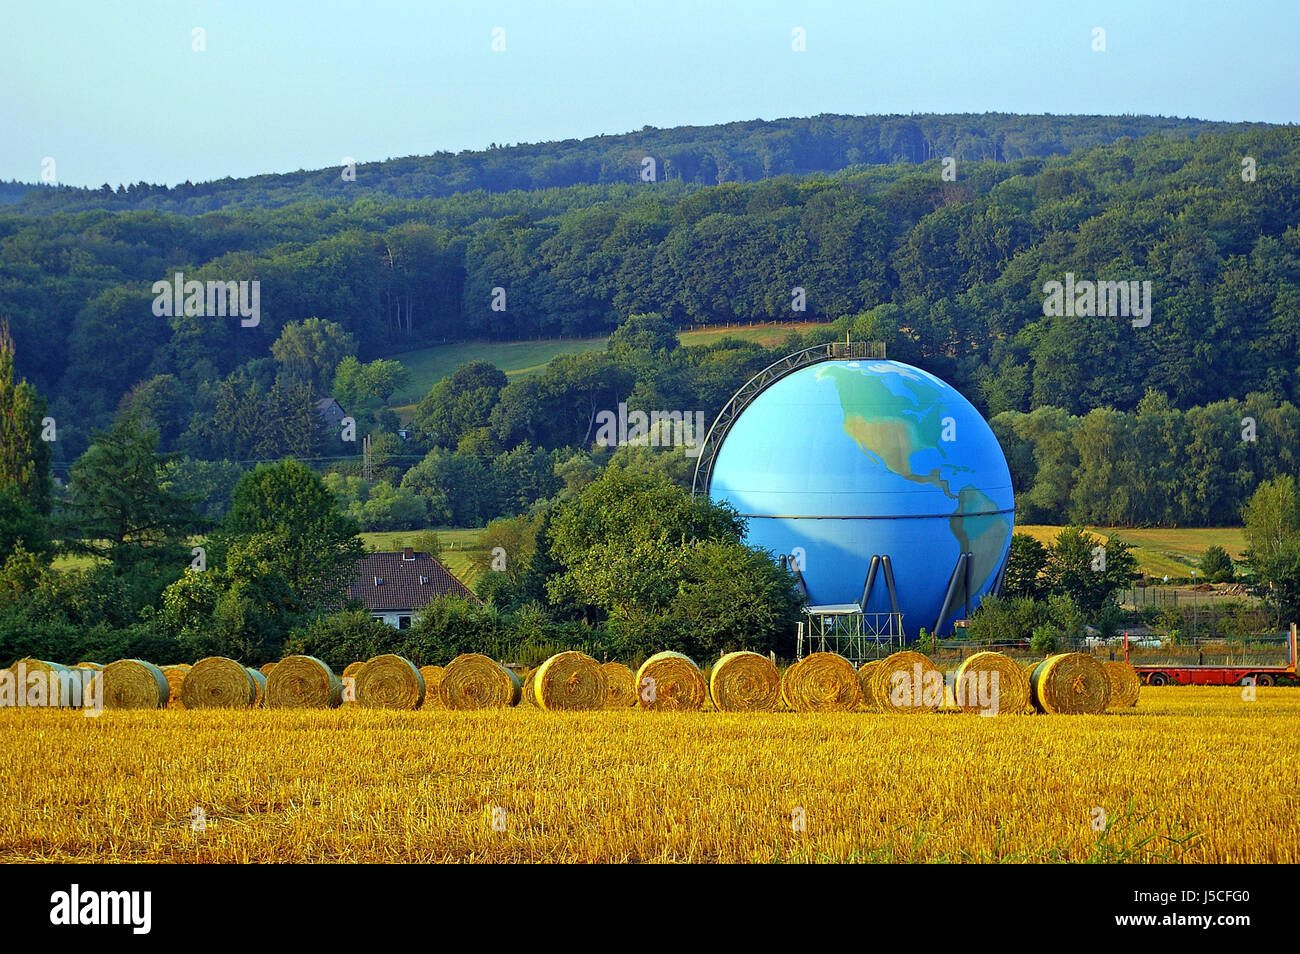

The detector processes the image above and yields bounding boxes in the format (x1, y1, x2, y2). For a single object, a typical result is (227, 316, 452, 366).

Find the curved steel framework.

(690, 339, 886, 497)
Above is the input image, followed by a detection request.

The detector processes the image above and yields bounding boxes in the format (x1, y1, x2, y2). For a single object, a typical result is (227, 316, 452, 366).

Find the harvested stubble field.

(1, 688, 1296, 863)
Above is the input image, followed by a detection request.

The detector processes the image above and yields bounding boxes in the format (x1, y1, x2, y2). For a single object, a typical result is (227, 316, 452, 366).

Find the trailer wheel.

(1147, 672, 1169, 686)
(1254, 673, 1275, 687)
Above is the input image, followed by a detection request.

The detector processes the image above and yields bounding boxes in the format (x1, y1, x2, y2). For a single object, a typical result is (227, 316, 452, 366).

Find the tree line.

(1, 371, 803, 666)
(6, 113, 1236, 214)
(3, 317, 1297, 669)
(993, 391, 1300, 527)
(1, 122, 1296, 468)
(52, 309, 1300, 531)
(2, 111, 1298, 664)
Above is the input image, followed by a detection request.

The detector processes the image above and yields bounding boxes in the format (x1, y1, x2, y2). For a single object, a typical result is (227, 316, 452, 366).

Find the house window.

(398, 616, 412, 630)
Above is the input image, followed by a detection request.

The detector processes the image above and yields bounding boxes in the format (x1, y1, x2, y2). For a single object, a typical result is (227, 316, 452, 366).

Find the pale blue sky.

(1, 0, 1294, 187)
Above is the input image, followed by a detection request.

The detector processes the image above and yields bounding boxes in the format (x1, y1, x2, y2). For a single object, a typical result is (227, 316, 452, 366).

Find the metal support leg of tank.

(932, 553, 969, 639)
(860, 555, 881, 610)
(881, 556, 903, 617)
(786, 555, 809, 600)
(881, 556, 903, 649)
(963, 551, 974, 620)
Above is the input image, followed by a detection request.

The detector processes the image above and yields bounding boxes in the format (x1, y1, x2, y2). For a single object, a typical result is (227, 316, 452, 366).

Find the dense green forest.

(2, 116, 1296, 476)
(2, 111, 1298, 666)
(2, 113, 1249, 213)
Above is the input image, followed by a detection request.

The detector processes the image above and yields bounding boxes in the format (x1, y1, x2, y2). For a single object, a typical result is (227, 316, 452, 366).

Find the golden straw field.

(1, 687, 1296, 863)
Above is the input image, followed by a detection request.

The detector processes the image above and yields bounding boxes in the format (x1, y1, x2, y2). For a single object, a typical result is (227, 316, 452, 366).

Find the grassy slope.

(385, 321, 825, 415)
(1016, 525, 1248, 579)
(677, 321, 824, 348)
(388, 337, 609, 406)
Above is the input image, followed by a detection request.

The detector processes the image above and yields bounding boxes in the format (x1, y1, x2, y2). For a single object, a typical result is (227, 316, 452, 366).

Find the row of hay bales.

(439, 648, 1138, 715)
(0, 659, 99, 707)
(2, 649, 1140, 714)
(486, 649, 1135, 715)
(0, 657, 258, 710)
(851, 650, 1139, 715)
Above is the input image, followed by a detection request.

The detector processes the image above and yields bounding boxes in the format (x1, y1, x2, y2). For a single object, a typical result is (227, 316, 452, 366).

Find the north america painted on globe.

(709, 359, 1015, 635)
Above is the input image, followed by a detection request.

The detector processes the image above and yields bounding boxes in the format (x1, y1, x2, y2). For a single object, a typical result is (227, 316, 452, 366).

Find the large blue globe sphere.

(708, 359, 1014, 638)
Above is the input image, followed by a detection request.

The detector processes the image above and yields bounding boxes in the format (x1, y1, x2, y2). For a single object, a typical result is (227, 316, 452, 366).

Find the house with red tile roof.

(348, 548, 480, 629)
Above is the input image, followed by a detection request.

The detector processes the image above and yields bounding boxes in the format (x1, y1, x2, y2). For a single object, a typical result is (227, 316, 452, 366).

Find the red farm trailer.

(1124, 623, 1297, 686)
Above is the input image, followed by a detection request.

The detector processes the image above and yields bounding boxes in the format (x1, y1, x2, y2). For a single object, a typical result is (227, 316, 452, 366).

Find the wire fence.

(1117, 585, 1256, 609)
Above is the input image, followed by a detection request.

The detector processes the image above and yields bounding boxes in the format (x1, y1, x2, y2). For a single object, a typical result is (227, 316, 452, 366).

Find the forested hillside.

(2, 112, 1298, 667)
(3, 113, 1244, 213)
(0, 115, 1296, 513)
(2, 119, 1300, 462)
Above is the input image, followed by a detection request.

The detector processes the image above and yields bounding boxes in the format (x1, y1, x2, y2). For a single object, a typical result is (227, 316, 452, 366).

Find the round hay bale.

(534, 651, 607, 711)
(342, 661, 364, 679)
(159, 664, 190, 709)
(439, 653, 521, 710)
(266, 655, 342, 709)
(953, 651, 1031, 716)
(97, 659, 170, 710)
(74, 661, 103, 671)
(634, 651, 706, 711)
(857, 660, 883, 709)
(355, 654, 425, 710)
(601, 661, 636, 708)
(871, 651, 943, 714)
(180, 656, 257, 709)
(418, 665, 446, 709)
(1031, 653, 1111, 714)
(782, 652, 861, 712)
(259, 662, 278, 678)
(245, 667, 267, 707)
(8, 659, 84, 707)
(709, 651, 780, 712)
(1103, 660, 1141, 708)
